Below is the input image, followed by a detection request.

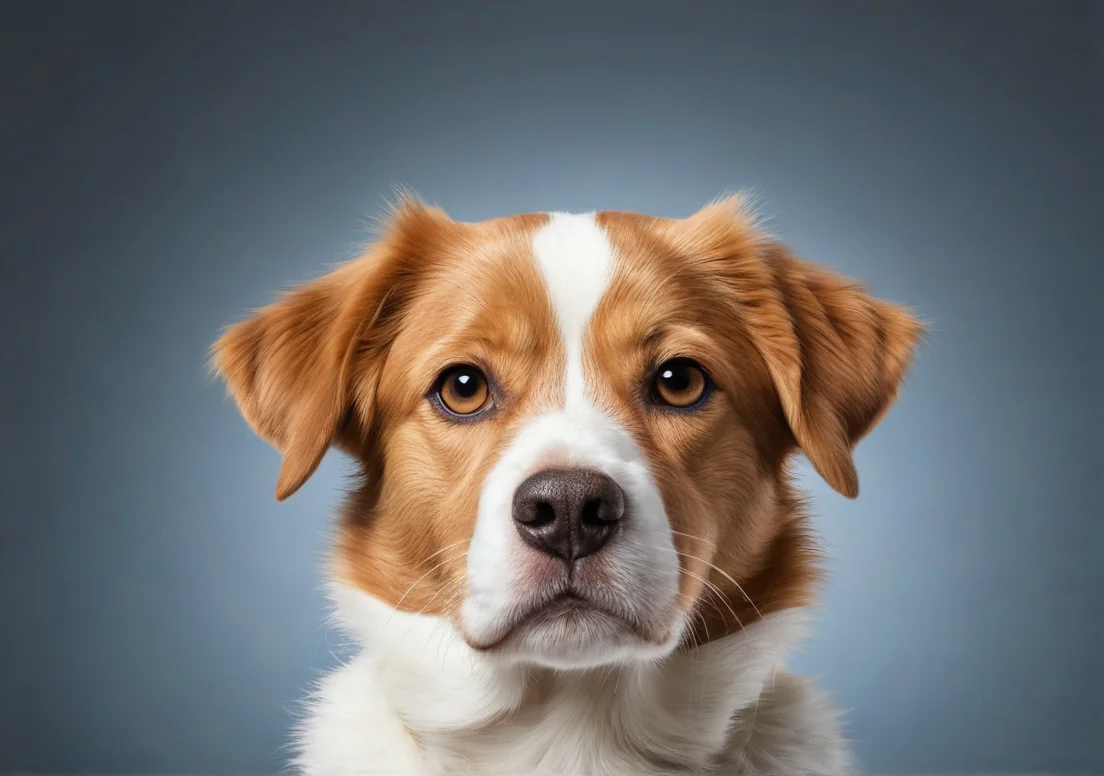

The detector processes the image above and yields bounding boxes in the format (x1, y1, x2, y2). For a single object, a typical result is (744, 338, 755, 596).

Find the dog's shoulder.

(715, 670, 854, 776)
(292, 653, 424, 776)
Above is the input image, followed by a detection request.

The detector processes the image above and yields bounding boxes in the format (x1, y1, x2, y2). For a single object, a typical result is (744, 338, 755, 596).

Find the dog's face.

(213, 197, 920, 670)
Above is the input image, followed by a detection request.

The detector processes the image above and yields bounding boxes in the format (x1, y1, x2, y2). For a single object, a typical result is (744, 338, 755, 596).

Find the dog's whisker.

(405, 581, 469, 652)
(416, 538, 472, 567)
(681, 568, 744, 638)
(638, 543, 767, 623)
(669, 529, 718, 550)
(638, 542, 782, 658)
(388, 551, 470, 629)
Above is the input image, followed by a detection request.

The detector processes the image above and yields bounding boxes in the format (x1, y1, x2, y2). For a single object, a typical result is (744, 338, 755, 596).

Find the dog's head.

(212, 196, 921, 670)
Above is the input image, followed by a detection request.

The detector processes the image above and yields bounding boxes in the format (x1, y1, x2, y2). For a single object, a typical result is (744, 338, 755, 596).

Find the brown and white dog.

(212, 195, 921, 776)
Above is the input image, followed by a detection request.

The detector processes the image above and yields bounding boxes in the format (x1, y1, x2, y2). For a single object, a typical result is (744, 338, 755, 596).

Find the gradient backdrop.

(2, 1, 1100, 774)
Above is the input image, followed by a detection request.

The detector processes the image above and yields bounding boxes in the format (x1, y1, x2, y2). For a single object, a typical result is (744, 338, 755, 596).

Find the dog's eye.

(435, 365, 491, 416)
(652, 359, 710, 409)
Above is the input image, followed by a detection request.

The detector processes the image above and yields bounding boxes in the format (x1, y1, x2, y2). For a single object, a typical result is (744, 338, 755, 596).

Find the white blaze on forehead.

(531, 212, 615, 407)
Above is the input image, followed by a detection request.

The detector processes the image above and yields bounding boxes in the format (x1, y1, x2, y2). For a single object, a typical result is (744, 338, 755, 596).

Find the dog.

(212, 194, 921, 776)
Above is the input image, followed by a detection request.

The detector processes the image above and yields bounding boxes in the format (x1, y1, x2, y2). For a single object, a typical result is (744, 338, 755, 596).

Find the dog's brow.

(433, 326, 543, 362)
(641, 328, 664, 348)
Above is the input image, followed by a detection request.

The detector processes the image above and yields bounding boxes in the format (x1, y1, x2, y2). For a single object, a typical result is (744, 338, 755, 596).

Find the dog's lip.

(466, 590, 635, 651)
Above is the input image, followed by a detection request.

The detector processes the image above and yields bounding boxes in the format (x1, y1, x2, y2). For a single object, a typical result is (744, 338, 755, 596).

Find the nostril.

(532, 501, 557, 527)
(581, 498, 604, 525)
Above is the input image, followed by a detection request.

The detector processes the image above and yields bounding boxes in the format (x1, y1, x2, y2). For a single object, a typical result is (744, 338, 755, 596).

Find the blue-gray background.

(1, 1, 1100, 773)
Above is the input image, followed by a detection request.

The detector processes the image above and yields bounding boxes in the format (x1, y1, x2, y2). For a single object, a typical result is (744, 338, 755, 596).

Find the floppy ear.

(211, 197, 455, 501)
(753, 242, 923, 498)
(674, 195, 922, 497)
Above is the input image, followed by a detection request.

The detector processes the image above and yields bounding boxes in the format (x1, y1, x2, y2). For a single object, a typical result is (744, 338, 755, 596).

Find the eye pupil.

(453, 372, 477, 396)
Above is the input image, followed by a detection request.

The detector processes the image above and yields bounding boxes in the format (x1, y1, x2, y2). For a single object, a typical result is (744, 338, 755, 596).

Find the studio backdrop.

(1, 1, 1100, 774)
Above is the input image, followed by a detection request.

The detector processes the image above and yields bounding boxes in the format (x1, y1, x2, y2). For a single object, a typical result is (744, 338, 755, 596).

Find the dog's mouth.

(516, 591, 602, 626)
(466, 589, 664, 653)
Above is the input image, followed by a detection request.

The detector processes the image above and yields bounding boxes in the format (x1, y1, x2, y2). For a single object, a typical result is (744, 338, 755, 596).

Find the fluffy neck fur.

(299, 585, 817, 776)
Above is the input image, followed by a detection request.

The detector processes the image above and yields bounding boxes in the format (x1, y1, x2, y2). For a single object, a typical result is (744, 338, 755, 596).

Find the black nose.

(512, 468, 626, 562)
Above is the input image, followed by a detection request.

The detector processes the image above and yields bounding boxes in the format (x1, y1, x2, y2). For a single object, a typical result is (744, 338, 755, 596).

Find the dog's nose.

(512, 468, 625, 562)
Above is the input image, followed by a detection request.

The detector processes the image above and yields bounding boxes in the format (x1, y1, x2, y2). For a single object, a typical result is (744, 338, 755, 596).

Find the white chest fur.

(292, 587, 854, 776)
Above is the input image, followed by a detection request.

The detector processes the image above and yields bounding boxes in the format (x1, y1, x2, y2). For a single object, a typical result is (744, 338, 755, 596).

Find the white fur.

(293, 212, 854, 774)
(530, 211, 611, 407)
(295, 587, 853, 775)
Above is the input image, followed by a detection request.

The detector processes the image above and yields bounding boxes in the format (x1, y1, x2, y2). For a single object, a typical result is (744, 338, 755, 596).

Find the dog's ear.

(753, 242, 923, 498)
(211, 197, 456, 501)
(676, 196, 923, 498)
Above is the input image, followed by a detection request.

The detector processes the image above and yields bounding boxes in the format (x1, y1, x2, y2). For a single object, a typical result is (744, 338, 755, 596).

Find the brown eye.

(435, 365, 491, 416)
(653, 359, 710, 409)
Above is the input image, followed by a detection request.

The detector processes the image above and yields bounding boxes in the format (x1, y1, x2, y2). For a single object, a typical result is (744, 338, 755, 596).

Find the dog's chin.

(466, 595, 682, 670)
